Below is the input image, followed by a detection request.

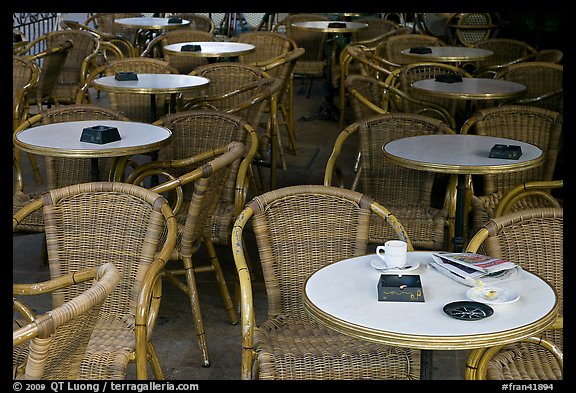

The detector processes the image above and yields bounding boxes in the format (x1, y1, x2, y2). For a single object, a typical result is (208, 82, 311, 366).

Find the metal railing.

(13, 13, 61, 55)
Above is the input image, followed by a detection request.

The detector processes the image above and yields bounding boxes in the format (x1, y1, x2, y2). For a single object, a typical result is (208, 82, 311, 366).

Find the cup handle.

(376, 246, 386, 258)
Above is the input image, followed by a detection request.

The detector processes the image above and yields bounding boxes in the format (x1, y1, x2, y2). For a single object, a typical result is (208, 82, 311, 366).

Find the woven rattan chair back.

(84, 57, 178, 122)
(19, 30, 100, 107)
(13, 263, 120, 379)
(142, 29, 215, 74)
(472, 38, 537, 77)
(232, 184, 419, 379)
(464, 208, 563, 380)
(351, 17, 399, 43)
(13, 181, 178, 379)
(234, 30, 294, 70)
(13, 55, 40, 131)
(85, 13, 143, 47)
(325, 113, 454, 250)
(450, 13, 497, 47)
(495, 62, 563, 113)
(461, 105, 563, 232)
(169, 13, 215, 33)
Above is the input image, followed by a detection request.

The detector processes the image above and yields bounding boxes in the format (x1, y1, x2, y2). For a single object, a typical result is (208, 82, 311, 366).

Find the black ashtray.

(328, 22, 347, 28)
(435, 74, 463, 83)
(80, 125, 121, 145)
(377, 274, 425, 302)
(409, 46, 432, 54)
(13, 33, 23, 43)
(168, 17, 183, 23)
(115, 71, 138, 81)
(443, 301, 493, 321)
(489, 144, 522, 160)
(181, 44, 202, 52)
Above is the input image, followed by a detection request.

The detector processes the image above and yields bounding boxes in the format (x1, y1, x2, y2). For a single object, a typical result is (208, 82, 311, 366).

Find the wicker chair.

(273, 13, 329, 97)
(534, 48, 563, 64)
(351, 17, 400, 44)
(470, 38, 538, 78)
(494, 62, 563, 113)
(232, 184, 419, 380)
(141, 29, 215, 74)
(446, 13, 499, 47)
(128, 142, 245, 367)
(186, 63, 283, 190)
(13, 263, 120, 380)
(85, 13, 143, 52)
(324, 113, 456, 251)
(17, 29, 100, 107)
(79, 57, 179, 123)
(464, 208, 563, 380)
(168, 13, 215, 33)
(13, 105, 130, 236)
(13, 181, 178, 379)
(460, 105, 563, 235)
(494, 179, 563, 218)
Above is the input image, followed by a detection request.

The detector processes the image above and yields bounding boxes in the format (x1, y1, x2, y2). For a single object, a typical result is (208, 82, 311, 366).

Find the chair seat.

(486, 342, 562, 380)
(80, 318, 135, 379)
(369, 205, 448, 250)
(293, 61, 325, 78)
(254, 314, 420, 380)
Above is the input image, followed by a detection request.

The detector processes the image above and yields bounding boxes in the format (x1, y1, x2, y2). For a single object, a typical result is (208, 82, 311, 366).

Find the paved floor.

(13, 77, 470, 381)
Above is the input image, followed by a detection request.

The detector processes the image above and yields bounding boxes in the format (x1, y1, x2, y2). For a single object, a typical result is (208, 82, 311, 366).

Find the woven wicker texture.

(464, 208, 563, 380)
(85, 13, 143, 49)
(169, 13, 215, 33)
(13, 105, 129, 233)
(13, 263, 120, 379)
(232, 184, 419, 379)
(472, 38, 537, 77)
(13, 181, 178, 379)
(142, 29, 215, 74)
(13, 55, 39, 131)
(460, 105, 563, 234)
(495, 62, 563, 113)
(450, 13, 496, 47)
(131, 142, 245, 367)
(18, 30, 100, 107)
(325, 113, 455, 250)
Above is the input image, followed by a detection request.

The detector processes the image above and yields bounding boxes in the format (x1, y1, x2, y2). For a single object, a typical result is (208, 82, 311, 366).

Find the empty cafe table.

(13, 120, 172, 182)
(401, 46, 493, 64)
(114, 16, 190, 52)
(382, 134, 543, 252)
(91, 74, 210, 122)
(303, 251, 559, 380)
(163, 41, 255, 63)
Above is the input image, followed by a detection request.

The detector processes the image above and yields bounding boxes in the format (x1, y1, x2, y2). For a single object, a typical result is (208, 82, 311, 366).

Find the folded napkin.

(435, 74, 463, 83)
(409, 47, 432, 54)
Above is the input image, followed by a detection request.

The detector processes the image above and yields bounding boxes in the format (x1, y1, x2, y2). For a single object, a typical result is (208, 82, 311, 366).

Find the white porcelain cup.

(376, 240, 407, 268)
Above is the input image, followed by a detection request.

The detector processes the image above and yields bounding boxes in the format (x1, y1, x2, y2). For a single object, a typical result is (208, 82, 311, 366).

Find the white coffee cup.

(376, 240, 407, 268)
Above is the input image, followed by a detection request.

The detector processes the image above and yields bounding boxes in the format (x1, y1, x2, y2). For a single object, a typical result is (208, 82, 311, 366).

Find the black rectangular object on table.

(168, 17, 183, 23)
(181, 44, 202, 52)
(80, 125, 121, 144)
(377, 274, 425, 302)
(489, 144, 522, 160)
(114, 71, 138, 81)
(409, 46, 432, 54)
(328, 22, 347, 28)
(435, 74, 462, 83)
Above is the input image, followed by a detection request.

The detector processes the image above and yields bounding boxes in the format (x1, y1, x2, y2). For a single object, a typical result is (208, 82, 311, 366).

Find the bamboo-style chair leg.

(203, 237, 238, 325)
(146, 341, 165, 380)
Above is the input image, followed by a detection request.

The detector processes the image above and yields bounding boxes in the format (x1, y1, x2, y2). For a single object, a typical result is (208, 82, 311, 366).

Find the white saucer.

(466, 286, 520, 304)
(370, 258, 421, 273)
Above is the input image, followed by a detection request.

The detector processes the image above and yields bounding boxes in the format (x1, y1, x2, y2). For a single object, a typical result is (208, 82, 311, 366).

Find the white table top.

(291, 21, 368, 33)
(114, 17, 190, 30)
(92, 74, 210, 95)
(400, 46, 493, 62)
(303, 252, 558, 350)
(14, 120, 172, 159)
(382, 134, 543, 175)
(163, 42, 255, 57)
(411, 78, 526, 100)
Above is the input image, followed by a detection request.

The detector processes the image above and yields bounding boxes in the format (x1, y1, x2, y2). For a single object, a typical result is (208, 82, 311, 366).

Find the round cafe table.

(400, 46, 493, 63)
(163, 41, 255, 62)
(114, 17, 190, 52)
(303, 251, 559, 380)
(382, 134, 543, 252)
(14, 120, 172, 181)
